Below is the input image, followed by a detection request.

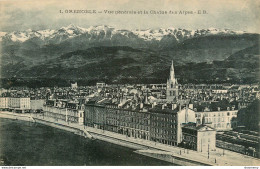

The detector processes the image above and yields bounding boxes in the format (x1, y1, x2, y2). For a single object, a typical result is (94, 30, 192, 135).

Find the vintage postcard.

(0, 0, 259, 167)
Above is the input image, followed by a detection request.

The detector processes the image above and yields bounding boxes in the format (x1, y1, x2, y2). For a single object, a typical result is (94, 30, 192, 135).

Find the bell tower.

(166, 60, 178, 102)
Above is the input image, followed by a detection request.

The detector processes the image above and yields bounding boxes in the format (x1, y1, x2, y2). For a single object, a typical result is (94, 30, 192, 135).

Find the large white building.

(44, 100, 84, 125)
(196, 108, 238, 131)
(0, 97, 9, 109)
(9, 97, 31, 110)
(0, 97, 31, 112)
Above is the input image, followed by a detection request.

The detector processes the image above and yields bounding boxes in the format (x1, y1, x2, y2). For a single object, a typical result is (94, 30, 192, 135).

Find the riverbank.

(0, 118, 172, 166)
(1, 111, 259, 166)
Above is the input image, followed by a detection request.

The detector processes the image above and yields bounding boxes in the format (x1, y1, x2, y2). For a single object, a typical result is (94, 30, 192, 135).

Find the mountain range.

(0, 24, 247, 43)
(0, 25, 259, 87)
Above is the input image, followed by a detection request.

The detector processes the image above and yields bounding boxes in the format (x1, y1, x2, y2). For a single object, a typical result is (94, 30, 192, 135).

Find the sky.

(0, 0, 259, 33)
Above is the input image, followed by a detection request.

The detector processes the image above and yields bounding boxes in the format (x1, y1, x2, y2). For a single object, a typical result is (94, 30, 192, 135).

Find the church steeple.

(171, 60, 174, 71)
(166, 60, 179, 102)
(169, 60, 177, 84)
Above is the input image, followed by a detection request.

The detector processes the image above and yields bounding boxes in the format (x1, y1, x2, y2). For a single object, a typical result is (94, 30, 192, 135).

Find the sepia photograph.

(0, 0, 259, 167)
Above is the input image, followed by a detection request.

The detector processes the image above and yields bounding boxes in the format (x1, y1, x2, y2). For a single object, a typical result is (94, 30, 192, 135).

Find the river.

(0, 118, 175, 166)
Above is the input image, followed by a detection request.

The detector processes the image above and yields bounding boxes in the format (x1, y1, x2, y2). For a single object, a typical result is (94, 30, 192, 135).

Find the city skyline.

(0, 62, 259, 165)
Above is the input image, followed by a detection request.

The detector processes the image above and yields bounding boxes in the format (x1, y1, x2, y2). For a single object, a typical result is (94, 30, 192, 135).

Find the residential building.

(0, 97, 9, 110)
(85, 100, 151, 140)
(150, 104, 196, 146)
(43, 100, 84, 125)
(9, 97, 30, 110)
(196, 108, 238, 131)
(182, 123, 216, 152)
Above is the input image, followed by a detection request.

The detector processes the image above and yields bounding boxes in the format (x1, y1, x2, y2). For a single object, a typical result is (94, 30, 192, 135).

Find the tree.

(236, 99, 260, 131)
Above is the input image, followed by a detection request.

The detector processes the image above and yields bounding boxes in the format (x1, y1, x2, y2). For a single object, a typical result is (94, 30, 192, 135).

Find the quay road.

(0, 111, 259, 166)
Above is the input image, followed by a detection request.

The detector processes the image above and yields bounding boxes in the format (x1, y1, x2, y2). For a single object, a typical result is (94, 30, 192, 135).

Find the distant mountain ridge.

(0, 24, 247, 44)
(1, 45, 259, 84)
(0, 25, 259, 86)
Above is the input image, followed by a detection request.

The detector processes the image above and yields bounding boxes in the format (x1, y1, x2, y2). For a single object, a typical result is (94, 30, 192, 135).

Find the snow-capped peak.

(65, 24, 77, 29)
(86, 25, 115, 32)
(37, 29, 55, 39)
(0, 25, 249, 43)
